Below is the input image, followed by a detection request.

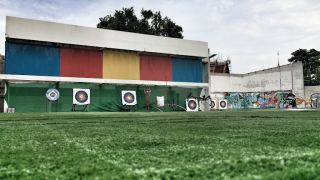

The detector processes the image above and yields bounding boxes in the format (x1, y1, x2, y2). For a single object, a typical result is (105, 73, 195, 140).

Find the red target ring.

(188, 100, 197, 110)
(220, 101, 226, 108)
(124, 93, 135, 103)
(75, 91, 88, 103)
(210, 101, 215, 108)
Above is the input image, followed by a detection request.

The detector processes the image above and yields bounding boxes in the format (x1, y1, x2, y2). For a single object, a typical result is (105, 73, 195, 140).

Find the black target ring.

(220, 101, 226, 108)
(46, 89, 60, 101)
(188, 100, 197, 110)
(75, 91, 88, 103)
(210, 101, 215, 108)
(124, 93, 135, 103)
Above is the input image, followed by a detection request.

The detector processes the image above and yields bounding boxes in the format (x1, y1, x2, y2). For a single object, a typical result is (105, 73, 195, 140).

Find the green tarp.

(5, 82, 202, 113)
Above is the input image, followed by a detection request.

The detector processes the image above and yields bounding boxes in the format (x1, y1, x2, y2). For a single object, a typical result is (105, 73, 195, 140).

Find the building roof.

(6, 16, 208, 58)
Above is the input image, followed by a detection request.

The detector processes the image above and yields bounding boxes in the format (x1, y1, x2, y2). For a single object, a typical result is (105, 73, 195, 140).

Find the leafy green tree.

(316, 66, 320, 84)
(288, 48, 320, 86)
(97, 7, 183, 39)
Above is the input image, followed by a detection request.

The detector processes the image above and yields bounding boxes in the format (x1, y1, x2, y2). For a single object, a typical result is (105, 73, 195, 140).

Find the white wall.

(210, 62, 303, 95)
(304, 86, 320, 100)
(6, 16, 208, 58)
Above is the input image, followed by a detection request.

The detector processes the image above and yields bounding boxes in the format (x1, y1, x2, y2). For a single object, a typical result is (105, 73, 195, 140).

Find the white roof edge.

(0, 74, 209, 88)
(6, 16, 209, 58)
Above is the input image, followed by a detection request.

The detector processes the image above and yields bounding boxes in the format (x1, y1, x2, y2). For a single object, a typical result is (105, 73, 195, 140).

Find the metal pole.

(165, 75, 168, 102)
(278, 52, 282, 91)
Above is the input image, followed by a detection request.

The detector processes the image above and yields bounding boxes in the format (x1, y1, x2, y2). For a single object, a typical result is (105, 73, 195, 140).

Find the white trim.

(6, 16, 208, 58)
(0, 74, 209, 88)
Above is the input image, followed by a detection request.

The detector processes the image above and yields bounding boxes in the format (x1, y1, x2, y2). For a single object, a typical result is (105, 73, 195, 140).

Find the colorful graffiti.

(227, 92, 303, 109)
(258, 92, 297, 108)
(307, 93, 320, 108)
(229, 93, 257, 109)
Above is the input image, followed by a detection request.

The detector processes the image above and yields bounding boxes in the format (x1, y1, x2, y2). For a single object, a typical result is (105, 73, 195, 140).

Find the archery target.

(218, 99, 228, 109)
(46, 89, 60, 101)
(185, 98, 198, 112)
(73, 89, 90, 105)
(210, 100, 217, 109)
(121, 90, 137, 105)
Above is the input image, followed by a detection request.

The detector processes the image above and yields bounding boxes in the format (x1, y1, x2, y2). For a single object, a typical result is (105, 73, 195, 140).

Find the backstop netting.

(4, 82, 202, 113)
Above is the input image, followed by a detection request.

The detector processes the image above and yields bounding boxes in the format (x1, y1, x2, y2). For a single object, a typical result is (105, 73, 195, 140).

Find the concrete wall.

(304, 86, 320, 101)
(210, 62, 304, 102)
(211, 62, 303, 93)
(210, 73, 243, 93)
(241, 61, 303, 97)
(6, 16, 208, 58)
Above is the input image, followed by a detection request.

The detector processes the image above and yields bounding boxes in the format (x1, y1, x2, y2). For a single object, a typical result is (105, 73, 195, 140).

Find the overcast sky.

(1, 0, 319, 74)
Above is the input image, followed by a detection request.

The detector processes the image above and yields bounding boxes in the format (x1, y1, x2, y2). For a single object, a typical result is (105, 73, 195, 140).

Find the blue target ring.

(210, 101, 215, 108)
(46, 89, 60, 101)
(188, 100, 197, 110)
(75, 91, 88, 103)
(124, 93, 135, 103)
(220, 101, 226, 108)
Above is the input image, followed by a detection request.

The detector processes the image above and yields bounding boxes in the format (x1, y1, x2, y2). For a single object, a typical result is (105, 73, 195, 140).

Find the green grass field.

(1, 109, 320, 179)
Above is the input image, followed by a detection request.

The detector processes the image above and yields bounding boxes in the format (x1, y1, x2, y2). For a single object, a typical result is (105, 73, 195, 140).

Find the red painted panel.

(140, 55, 172, 81)
(60, 47, 103, 78)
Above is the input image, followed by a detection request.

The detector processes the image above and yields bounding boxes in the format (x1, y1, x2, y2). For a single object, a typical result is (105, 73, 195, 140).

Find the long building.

(1, 16, 211, 113)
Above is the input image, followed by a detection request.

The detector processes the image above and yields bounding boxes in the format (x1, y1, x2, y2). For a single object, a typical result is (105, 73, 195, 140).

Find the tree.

(316, 67, 320, 84)
(288, 48, 320, 86)
(97, 7, 184, 39)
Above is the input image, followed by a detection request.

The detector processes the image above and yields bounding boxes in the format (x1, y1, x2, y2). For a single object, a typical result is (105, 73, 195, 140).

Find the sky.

(0, 0, 319, 74)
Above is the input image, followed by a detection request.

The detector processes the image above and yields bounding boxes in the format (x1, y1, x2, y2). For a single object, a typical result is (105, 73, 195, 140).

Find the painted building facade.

(1, 16, 210, 113)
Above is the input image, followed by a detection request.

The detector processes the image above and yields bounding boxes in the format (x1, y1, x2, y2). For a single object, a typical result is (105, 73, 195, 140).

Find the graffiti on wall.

(227, 92, 304, 109)
(305, 93, 320, 108)
(229, 93, 257, 109)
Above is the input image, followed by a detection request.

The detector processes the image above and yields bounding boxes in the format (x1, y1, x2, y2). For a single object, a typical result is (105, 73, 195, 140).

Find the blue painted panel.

(172, 57, 203, 83)
(5, 42, 60, 76)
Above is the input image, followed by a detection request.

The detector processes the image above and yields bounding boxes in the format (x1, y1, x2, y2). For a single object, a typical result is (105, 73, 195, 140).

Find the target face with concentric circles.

(188, 100, 197, 110)
(220, 101, 226, 108)
(210, 101, 215, 108)
(75, 91, 88, 103)
(124, 93, 135, 103)
(46, 89, 60, 101)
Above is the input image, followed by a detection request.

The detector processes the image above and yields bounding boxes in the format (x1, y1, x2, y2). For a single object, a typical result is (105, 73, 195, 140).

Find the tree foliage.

(97, 7, 184, 39)
(288, 48, 320, 86)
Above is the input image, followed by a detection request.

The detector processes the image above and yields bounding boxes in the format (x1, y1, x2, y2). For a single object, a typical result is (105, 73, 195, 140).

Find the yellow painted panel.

(103, 51, 140, 80)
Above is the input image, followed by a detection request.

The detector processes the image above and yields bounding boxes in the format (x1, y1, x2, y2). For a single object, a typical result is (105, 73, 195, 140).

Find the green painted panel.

(6, 82, 202, 113)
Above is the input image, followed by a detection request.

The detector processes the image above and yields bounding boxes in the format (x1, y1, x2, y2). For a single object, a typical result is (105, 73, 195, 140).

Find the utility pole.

(278, 51, 282, 91)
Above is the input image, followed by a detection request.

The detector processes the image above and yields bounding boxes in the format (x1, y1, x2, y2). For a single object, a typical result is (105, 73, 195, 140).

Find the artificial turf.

(1, 109, 320, 179)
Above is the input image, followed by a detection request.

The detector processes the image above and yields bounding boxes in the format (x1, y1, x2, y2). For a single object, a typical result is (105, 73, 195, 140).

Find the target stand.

(120, 104, 137, 112)
(46, 89, 60, 112)
(47, 99, 59, 112)
(71, 104, 88, 112)
(145, 88, 151, 112)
